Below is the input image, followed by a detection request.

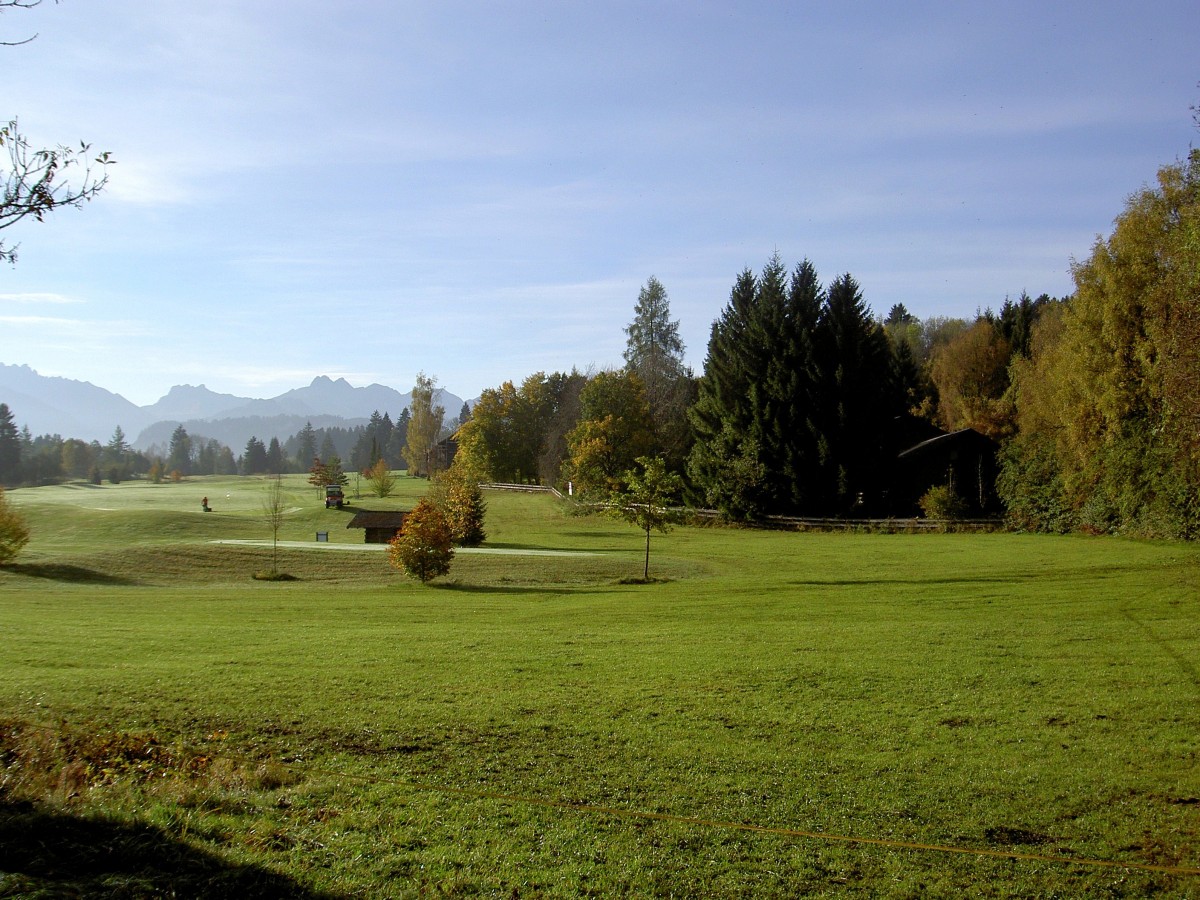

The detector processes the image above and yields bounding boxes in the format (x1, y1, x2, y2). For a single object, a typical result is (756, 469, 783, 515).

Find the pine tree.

(266, 437, 285, 474)
(0, 403, 22, 486)
(774, 260, 826, 511)
(295, 421, 317, 470)
(242, 436, 268, 475)
(816, 273, 901, 511)
(687, 268, 761, 516)
(623, 277, 692, 467)
(167, 425, 192, 476)
(687, 257, 905, 518)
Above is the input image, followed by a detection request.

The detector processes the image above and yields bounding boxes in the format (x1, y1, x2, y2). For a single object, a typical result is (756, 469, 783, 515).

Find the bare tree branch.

(0, 119, 114, 263)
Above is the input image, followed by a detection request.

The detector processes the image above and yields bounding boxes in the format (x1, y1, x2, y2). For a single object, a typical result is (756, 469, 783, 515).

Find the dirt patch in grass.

(983, 825, 1054, 846)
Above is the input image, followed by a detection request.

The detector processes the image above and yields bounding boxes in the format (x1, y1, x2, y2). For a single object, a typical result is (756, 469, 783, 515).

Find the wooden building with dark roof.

(894, 427, 1001, 517)
(346, 510, 409, 543)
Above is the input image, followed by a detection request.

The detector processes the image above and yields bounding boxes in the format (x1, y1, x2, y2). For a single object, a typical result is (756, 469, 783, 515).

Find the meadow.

(1, 474, 1198, 897)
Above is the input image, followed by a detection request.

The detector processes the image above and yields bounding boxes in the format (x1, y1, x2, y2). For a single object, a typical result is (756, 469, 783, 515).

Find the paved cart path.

(212, 540, 597, 557)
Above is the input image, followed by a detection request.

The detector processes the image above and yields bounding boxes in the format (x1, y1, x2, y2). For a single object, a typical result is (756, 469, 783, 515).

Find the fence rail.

(479, 483, 1003, 531)
(479, 482, 564, 500)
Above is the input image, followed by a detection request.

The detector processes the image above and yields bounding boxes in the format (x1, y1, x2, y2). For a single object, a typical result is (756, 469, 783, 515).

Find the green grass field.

(1, 475, 1198, 897)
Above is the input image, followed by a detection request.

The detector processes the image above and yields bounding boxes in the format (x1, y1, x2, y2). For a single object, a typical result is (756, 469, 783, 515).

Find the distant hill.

(0, 363, 144, 441)
(0, 364, 464, 449)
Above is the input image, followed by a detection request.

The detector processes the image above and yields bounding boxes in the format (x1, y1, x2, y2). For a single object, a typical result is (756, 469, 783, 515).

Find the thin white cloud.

(0, 315, 151, 340)
(103, 158, 197, 206)
(0, 293, 83, 305)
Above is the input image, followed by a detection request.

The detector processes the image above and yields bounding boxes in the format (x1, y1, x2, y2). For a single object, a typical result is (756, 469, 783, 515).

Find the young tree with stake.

(610, 456, 682, 582)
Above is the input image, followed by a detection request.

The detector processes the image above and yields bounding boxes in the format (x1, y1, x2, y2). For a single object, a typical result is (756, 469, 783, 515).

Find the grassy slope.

(1, 476, 1198, 897)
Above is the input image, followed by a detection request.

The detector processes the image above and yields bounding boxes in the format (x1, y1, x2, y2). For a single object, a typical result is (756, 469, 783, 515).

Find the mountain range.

(0, 363, 466, 452)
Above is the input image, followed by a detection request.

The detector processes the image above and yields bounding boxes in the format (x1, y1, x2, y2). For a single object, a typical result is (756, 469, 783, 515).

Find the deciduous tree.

(0, 485, 29, 564)
(435, 471, 487, 547)
(928, 319, 1014, 440)
(563, 370, 654, 496)
(404, 372, 445, 477)
(307, 458, 330, 494)
(388, 498, 454, 583)
(260, 475, 286, 577)
(609, 456, 682, 581)
(1001, 147, 1200, 536)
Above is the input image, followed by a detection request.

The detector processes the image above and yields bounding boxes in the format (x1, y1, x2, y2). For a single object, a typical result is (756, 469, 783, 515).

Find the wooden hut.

(894, 428, 1001, 517)
(346, 510, 409, 543)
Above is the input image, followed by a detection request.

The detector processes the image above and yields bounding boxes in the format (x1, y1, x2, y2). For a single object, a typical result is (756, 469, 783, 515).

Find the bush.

(919, 483, 968, 520)
(388, 498, 454, 583)
(0, 486, 30, 565)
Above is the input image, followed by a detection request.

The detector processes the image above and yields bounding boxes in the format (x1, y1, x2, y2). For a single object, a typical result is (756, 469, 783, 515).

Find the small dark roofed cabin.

(895, 428, 1001, 517)
(346, 510, 409, 543)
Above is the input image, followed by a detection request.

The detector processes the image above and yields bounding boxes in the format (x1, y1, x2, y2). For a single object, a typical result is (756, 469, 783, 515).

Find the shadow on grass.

(429, 582, 604, 595)
(791, 575, 1044, 587)
(485, 539, 628, 554)
(0, 561, 139, 586)
(0, 800, 345, 899)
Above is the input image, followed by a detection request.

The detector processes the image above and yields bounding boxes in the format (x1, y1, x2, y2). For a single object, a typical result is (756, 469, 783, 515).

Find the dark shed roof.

(346, 511, 409, 530)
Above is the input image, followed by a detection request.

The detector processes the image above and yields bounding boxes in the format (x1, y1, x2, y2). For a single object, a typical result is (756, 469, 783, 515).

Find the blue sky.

(2, 0, 1197, 407)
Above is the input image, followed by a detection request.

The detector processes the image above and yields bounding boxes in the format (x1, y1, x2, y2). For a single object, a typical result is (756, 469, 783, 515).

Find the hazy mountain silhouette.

(0, 364, 463, 449)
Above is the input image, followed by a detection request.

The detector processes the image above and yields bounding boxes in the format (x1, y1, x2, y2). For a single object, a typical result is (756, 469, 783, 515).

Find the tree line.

(0, 371, 460, 487)
(447, 264, 1062, 520)
(448, 144, 1197, 537)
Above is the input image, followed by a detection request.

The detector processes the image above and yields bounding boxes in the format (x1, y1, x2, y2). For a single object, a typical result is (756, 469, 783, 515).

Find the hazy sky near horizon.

(2, 0, 1197, 406)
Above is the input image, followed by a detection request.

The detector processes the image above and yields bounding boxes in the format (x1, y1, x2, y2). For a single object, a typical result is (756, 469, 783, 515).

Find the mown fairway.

(1, 476, 1198, 897)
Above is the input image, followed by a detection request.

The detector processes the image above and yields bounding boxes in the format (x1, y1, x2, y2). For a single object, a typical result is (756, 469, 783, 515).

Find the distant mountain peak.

(0, 363, 463, 447)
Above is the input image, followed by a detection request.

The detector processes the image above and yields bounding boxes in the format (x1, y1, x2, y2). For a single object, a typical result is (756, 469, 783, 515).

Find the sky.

(2, 0, 1197, 407)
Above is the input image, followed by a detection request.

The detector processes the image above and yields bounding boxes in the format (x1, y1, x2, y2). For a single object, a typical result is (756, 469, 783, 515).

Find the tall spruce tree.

(816, 273, 901, 511)
(0, 403, 22, 486)
(166, 425, 192, 475)
(295, 421, 317, 470)
(623, 277, 692, 468)
(688, 257, 905, 518)
(775, 260, 826, 510)
(687, 267, 767, 518)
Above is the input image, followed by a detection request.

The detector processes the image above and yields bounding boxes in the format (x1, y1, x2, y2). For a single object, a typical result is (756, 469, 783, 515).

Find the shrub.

(919, 483, 968, 520)
(388, 498, 454, 583)
(364, 458, 397, 499)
